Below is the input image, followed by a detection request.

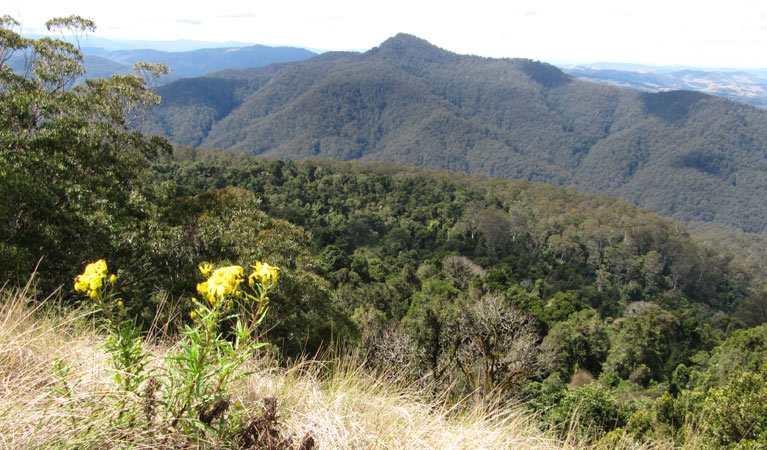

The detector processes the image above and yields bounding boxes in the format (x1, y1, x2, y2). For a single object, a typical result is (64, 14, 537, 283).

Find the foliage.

(703, 366, 767, 448)
(693, 324, 767, 389)
(603, 302, 679, 381)
(546, 382, 625, 441)
(541, 308, 609, 379)
(0, 16, 171, 291)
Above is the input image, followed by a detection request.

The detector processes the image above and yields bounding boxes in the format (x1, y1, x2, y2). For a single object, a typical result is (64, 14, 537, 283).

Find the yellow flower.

(249, 261, 280, 287)
(190, 310, 197, 320)
(109, 274, 117, 284)
(197, 265, 244, 303)
(117, 300, 123, 308)
(198, 262, 213, 276)
(74, 259, 108, 297)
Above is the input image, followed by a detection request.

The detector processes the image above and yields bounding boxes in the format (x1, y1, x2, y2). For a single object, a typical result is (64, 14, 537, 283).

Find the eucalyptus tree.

(0, 15, 171, 290)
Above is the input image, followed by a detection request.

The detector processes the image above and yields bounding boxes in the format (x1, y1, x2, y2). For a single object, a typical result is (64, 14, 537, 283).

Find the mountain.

(564, 65, 767, 108)
(144, 33, 767, 234)
(8, 42, 316, 83)
(84, 44, 316, 81)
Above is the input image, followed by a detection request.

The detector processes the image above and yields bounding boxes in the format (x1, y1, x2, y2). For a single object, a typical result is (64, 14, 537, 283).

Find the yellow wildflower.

(110, 274, 117, 284)
(117, 300, 123, 308)
(190, 310, 197, 320)
(198, 262, 213, 276)
(197, 265, 244, 303)
(74, 259, 108, 297)
(249, 261, 280, 287)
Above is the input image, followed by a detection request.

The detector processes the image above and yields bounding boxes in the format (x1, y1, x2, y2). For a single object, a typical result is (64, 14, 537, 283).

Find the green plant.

(75, 259, 150, 392)
(74, 258, 284, 445)
(703, 365, 767, 448)
(162, 262, 278, 439)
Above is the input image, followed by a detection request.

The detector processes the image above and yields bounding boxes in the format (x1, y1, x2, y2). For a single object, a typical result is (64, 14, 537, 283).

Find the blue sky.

(4, 0, 767, 68)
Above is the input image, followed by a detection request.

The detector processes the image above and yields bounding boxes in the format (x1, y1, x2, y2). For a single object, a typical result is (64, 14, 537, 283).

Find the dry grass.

(238, 356, 569, 450)
(0, 282, 699, 450)
(0, 281, 172, 449)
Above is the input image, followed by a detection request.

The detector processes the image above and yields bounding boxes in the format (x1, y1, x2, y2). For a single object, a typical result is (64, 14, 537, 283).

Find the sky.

(4, 0, 767, 69)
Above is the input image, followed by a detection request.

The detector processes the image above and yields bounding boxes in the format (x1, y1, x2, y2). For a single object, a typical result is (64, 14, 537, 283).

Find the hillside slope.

(146, 34, 767, 233)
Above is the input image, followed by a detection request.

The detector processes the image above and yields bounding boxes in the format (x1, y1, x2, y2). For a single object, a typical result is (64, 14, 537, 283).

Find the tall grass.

(0, 282, 702, 449)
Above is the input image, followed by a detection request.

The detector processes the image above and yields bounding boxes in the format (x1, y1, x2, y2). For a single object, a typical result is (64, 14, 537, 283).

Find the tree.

(541, 308, 609, 379)
(0, 16, 171, 289)
(454, 293, 540, 396)
(603, 302, 678, 381)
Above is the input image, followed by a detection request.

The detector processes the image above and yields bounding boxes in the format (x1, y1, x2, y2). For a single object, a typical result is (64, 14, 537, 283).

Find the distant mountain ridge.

(564, 65, 767, 108)
(144, 33, 767, 234)
(11, 36, 316, 83)
(23, 33, 255, 52)
(83, 45, 316, 81)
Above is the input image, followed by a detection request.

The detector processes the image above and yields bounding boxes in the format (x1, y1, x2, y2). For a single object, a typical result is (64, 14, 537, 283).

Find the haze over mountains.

(564, 64, 767, 108)
(83, 45, 316, 81)
(12, 36, 317, 82)
(142, 34, 767, 234)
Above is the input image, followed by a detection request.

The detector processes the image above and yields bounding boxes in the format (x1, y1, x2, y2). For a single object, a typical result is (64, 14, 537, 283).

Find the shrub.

(703, 365, 767, 448)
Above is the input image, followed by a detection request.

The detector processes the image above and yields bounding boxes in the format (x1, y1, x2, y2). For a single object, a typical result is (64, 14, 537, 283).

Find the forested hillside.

(145, 33, 767, 234)
(144, 148, 767, 447)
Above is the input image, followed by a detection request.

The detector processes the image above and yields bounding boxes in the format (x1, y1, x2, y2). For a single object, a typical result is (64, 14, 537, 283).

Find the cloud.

(174, 18, 203, 25)
(216, 13, 262, 19)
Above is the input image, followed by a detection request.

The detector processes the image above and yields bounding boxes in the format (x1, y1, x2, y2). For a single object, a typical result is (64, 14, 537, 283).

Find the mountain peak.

(379, 33, 434, 48)
(368, 33, 454, 63)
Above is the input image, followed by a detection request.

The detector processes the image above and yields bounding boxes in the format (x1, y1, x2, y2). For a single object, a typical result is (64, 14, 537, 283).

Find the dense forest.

(144, 33, 767, 235)
(3, 16, 767, 449)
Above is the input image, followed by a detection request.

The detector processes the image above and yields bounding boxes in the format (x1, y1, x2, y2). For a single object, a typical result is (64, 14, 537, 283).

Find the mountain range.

(9, 40, 316, 83)
(143, 33, 767, 234)
(564, 64, 767, 108)
(23, 33, 767, 107)
(82, 45, 316, 81)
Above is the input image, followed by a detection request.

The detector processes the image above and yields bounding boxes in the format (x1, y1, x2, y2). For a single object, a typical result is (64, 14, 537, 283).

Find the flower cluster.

(196, 265, 244, 304)
(249, 261, 280, 288)
(74, 259, 108, 298)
